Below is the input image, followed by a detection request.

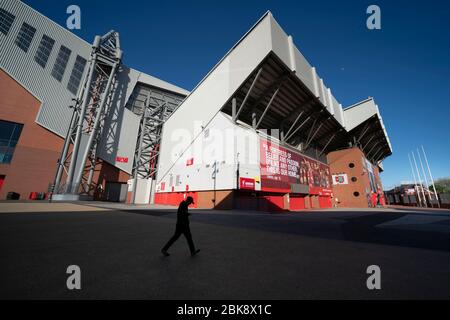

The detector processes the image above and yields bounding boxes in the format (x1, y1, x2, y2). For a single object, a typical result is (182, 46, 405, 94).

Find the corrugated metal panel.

(0, 0, 91, 137)
(137, 71, 189, 96)
(0, 0, 190, 175)
(326, 88, 335, 115)
(125, 81, 185, 116)
(0, 1, 189, 138)
(97, 66, 141, 174)
(293, 48, 314, 95)
(331, 94, 344, 126)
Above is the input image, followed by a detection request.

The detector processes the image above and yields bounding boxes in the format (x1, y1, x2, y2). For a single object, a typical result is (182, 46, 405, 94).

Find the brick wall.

(327, 147, 383, 208)
(0, 68, 129, 200)
(0, 69, 64, 199)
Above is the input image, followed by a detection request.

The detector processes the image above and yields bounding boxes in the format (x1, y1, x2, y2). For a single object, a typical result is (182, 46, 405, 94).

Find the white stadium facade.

(0, 1, 392, 210)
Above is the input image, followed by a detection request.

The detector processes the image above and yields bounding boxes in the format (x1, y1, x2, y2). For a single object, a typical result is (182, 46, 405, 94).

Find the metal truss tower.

(53, 31, 123, 198)
(130, 90, 179, 204)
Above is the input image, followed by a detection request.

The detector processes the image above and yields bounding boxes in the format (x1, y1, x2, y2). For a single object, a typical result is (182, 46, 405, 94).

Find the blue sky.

(24, 0, 450, 189)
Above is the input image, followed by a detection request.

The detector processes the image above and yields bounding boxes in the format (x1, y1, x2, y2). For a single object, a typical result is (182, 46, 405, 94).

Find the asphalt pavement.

(1, 203, 450, 299)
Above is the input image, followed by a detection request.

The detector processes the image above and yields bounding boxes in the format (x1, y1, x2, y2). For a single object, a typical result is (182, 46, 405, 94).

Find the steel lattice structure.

(129, 89, 181, 203)
(53, 31, 122, 197)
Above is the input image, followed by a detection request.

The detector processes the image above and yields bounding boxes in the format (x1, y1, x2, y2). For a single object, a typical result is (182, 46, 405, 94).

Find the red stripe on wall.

(154, 192, 198, 208)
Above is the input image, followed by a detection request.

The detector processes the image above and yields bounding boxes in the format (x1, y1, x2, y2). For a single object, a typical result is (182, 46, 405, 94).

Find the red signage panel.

(260, 139, 332, 195)
(239, 177, 255, 190)
(116, 156, 128, 163)
(186, 158, 194, 166)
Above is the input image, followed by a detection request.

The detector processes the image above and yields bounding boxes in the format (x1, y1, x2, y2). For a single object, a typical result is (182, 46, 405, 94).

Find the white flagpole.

(421, 145, 440, 208)
(412, 151, 427, 207)
(408, 153, 421, 207)
(417, 148, 433, 207)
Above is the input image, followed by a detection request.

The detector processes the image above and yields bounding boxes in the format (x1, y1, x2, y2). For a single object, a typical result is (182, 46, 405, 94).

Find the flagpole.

(421, 145, 440, 208)
(417, 148, 433, 207)
(408, 153, 421, 207)
(412, 151, 427, 207)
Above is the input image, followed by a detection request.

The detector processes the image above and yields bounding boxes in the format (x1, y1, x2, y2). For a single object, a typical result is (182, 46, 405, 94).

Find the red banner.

(186, 158, 194, 166)
(260, 139, 332, 195)
(240, 177, 255, 190)
(116, 156, 128, 163)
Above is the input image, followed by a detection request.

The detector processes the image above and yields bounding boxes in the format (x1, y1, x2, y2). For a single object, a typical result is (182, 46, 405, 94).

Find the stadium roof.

(160, 11, 393, 166)
(344, 98, 393, 163)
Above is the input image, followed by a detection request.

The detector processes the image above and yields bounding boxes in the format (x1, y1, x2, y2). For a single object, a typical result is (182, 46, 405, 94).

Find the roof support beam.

(285, 106, 325, 145)
(284, 115, 311, 142)
(284, 110, 305, 139)
(373, 148, 386, 163)
(318, 132, 337, 157)
(304, 120, 325, 150)
(369, 146, 383, 161)
(314, 121, 338, 145)
(366, 141, 381, 158)
(256, 86, 280, 129)
(249, 73, 289, 110)
(234, 67, 263, 122)
(284, 98, 316, 123)
(304, 118, 318, 146)
(377, 153, 389, 164)
(361, 135, 376, 152)
(356, 122, 371, 144)
(371, 148, 384, 163)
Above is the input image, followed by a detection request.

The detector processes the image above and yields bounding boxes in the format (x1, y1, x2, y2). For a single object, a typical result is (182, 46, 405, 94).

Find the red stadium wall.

(327, 147, 384, 208)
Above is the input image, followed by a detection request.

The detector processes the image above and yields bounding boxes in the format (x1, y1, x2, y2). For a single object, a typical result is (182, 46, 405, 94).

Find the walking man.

(161, 196, 200, 257)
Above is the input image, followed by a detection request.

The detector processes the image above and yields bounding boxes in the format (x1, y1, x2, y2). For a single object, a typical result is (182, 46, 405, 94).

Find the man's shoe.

(191, 249, 200, 257)
(161, 249, 170, 257)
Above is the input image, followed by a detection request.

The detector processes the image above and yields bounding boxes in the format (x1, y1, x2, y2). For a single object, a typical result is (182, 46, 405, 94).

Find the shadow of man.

(161, 196, 200, 257)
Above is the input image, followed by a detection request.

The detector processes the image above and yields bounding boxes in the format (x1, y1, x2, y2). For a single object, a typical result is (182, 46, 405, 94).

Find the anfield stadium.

(0, 0, 393, 210)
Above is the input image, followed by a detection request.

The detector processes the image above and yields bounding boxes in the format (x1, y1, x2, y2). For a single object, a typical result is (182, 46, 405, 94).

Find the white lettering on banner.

(260, 139, 332, 193)
(263, 143, 300, 180)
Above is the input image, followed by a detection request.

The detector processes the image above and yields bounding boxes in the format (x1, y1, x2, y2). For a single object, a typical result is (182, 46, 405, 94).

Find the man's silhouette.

(161, 196, 200, 257)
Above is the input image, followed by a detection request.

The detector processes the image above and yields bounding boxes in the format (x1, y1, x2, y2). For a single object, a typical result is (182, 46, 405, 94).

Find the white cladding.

(0, 0, 91, 136)
(156, 11, 392, 192)
(157, 12, 348, 191)
(156, 112, 261, 193)
(344, 97, 393, 152)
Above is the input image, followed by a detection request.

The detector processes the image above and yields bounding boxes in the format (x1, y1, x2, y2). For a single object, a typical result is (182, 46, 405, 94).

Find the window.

(349, 162, 355, 168)
(351, 177, 357, 182)
(0, 120, 23, 164)
(34, 34, 55, 68)
(0, 8, 15, 36)
(15, 22, 36, 52)
(51, 45, 71, 82)
(353, 191, 360, 197)
(67, 55, 87, 94)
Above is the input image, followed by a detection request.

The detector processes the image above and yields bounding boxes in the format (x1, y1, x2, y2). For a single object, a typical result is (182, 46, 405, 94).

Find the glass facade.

(67, 55, 87, 94)
(0, 8, 15, 36)
(0, 120, 23, 164)
(51, 45, 71, 82)
(15, 22, 36, 52)
(34, 34, 55, 68)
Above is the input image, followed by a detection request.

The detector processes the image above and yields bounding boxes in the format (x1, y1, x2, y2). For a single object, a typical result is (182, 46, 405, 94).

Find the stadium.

(0, 0, 393, 210)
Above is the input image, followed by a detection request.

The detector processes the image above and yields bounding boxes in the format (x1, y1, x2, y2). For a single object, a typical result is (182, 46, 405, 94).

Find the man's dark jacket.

(176, 201, 190, 227)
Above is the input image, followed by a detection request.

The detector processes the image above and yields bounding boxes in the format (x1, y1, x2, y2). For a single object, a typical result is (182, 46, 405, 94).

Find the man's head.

(186, 196, 194, 205)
